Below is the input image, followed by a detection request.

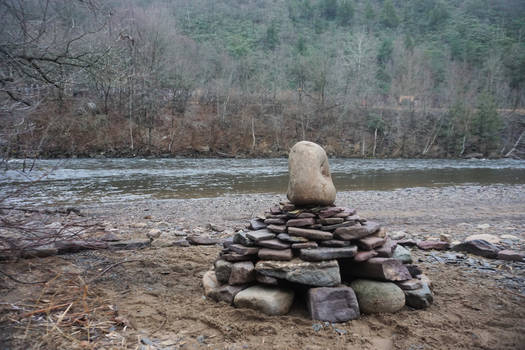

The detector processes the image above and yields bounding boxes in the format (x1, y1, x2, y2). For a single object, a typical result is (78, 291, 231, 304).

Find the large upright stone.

(255, 259, 341, 287)
(287, 141, 336, 206)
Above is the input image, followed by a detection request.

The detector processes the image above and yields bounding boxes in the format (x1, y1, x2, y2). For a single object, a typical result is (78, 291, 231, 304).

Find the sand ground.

(1, 185, 524, 349)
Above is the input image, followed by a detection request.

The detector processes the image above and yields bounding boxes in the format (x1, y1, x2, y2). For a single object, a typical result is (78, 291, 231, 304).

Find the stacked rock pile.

(202, 141, 433, 322)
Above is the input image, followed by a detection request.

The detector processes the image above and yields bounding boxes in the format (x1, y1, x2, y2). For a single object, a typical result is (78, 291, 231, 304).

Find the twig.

(0, 269, 49, 284)
(89, 259, 142, 283)
(20, 303, 70, 318)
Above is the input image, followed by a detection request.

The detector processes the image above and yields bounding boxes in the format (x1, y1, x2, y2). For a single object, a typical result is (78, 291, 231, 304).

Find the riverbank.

(1, 185, 524, 349)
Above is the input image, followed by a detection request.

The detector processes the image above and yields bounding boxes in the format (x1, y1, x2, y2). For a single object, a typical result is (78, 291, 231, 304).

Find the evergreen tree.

(471, 93, 502, 155)
(381, 0, 399, 29)
(338, 0, 354, 27)
(322, 0, 338, 20)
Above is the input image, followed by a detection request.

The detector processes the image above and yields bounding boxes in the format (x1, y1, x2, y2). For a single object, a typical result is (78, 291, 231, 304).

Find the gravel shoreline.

(85, 184, 525, 243)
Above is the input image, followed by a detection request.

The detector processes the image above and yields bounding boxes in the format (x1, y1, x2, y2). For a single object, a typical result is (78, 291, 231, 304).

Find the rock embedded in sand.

(451, 239, 499, 258)
(307, 287, 360, 322)
(404, 283, 433, 309)
(255, 259, 341, 287)
(417, 240, 450, 250)
(497, 250, 524, 261)
(187, 235, 219, 245)
(202, 270, 220, 297)
(210, 285, 249, 304)
(465, 234, 500, 244)
(234, 285, 295, 316)
(350, 279, 405, 314)
(286, 141, 336, 206)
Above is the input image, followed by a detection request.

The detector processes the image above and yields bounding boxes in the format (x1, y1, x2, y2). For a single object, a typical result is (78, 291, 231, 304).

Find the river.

(1, 158, 524, 206)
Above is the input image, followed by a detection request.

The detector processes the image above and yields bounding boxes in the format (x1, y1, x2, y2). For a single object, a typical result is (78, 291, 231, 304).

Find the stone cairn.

(203, 141, 433, 322)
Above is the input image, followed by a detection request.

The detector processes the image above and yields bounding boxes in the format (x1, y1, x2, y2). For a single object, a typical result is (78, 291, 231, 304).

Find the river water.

(1, 158, 524, 206)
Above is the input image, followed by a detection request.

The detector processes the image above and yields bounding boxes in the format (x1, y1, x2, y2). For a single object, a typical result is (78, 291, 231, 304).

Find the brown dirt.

(1, 185, 525, 349)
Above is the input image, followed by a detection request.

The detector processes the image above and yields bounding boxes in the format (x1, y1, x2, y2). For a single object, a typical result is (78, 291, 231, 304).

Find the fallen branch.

(89, 259, 143, 283)
(20, 303, 71, 319)
(0, 269, 49, 284)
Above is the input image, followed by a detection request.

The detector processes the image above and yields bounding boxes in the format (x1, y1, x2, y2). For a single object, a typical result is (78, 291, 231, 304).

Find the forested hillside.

(1, 0, 525, 158)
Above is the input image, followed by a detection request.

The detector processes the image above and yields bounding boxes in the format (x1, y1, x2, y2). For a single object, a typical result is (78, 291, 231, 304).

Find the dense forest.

(1, 0, 525, 159)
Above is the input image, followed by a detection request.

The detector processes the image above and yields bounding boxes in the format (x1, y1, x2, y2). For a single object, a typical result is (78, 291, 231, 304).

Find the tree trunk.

(373, 128, 378, 157)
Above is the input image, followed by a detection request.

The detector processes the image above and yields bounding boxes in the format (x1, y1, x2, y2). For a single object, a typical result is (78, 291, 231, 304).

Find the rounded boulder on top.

(287, 141, 336, 206)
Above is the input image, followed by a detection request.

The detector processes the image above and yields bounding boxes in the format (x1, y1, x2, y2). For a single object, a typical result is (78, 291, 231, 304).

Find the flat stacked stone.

(204, 201, 432, 319)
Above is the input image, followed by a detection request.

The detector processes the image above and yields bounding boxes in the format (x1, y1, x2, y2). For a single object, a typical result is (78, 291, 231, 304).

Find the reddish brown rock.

(497, 250, 524, 261)
(288, 227, 333, 240)
(297, 212, 316, 218)
(341, 257, 411, 281)
(229, 244, 259, 255)
(334, 222, 380, 240)
(354, 250, 378, 262)
(375, 238, 398, 258)
(320, 221, 355, 231)
(286, 218, 316, 227)
(318, 207, 344, 218)
(277, 233, 308, 243)
(264, 218, 287, 225)
(267, 224, 287, 233)
(307, 287, 360, 322)
(417, 240, 450, 251)
(258, 248, 293, 261)
(334, 208, 357, 218)
(280, 202, 296, 211)
(257, 239, 291, 250)
(270, 206, 282, 214)
(451, 240, 499, 258)
(229, 261, 256, 285)
(357, 235, 387, 250)
(320, 217, 344, 225)
(291, 241, 318, 249)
